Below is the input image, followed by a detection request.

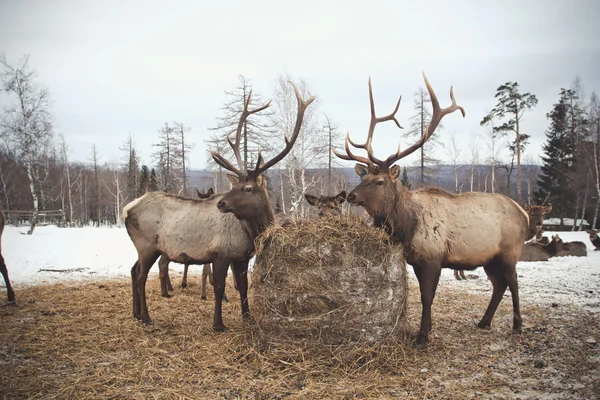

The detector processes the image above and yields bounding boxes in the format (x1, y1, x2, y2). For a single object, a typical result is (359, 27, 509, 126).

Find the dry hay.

(252, 214, 407, 345)
(0, 275, 599, 398)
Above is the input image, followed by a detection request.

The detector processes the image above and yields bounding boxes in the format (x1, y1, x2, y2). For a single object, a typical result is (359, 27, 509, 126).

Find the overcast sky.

(1, 0, 599, 170)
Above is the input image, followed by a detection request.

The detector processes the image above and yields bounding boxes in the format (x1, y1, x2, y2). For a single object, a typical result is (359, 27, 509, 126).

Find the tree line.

(1, 53, 598, 233)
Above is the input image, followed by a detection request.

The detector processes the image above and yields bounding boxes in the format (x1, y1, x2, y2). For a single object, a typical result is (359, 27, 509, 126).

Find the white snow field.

(1, 225, 599, 312)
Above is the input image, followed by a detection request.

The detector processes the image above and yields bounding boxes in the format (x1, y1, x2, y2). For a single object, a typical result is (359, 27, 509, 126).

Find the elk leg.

(232, 263, 239, 292)
(0, 253, 16, 304)
(479, 262, 508, 330)
(131, 261, 140, 319)
(166, 268, 174, 292)
(231, 259, 250, 320)
(211, 259, 229, 331)
(414, 265, 441, 345)
(201, 264, 210, 300)
(137, 251, 160, 325)
(158, 256, 171, 298)
(505, 265, 522, 334)
(181, 263, 190, 289)
(453, 269, 462, 280)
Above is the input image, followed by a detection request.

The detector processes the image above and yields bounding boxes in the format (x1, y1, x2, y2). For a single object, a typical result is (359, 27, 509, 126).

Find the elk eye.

(244, 186, 252, 192)
(376, 180, 384, 186)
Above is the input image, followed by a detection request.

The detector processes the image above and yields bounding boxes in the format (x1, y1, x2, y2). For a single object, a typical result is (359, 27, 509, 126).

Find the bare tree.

(446, 130, 462, 193)
(90, 144, 101, 226)
(0, 54, 53, 234)
(119, 133, 140, 202)
(173, 122, 193, 196)
(271, 73, 324, 217)
(58, 134, 74, 225)
(322, 114, 342, 193)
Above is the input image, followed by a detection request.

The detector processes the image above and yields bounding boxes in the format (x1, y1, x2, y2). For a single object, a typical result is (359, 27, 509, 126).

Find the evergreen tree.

(149, 168, 158, 192)
(401, 167, 411, 189)
(139, 165, 150, 195)
(536, 89, 576, 226)
(481, 82, 538, 203)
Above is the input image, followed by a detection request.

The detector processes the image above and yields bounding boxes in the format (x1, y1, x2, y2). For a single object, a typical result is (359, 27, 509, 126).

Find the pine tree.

(139, 165, 150, 195)
(401, 167, 411, 189)
(149, 168, 158, 192)
(481, 82, 538, 203)
(536, 89, 576, 226)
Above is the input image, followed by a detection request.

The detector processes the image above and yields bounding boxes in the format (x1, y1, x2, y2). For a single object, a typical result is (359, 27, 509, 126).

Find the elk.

(586, 229, 600, 250)
(124, 82, 314, 330)
(304, 191, 346, 216)
(556, 240, 587, 257)
(519, 234, 568, 262)
(0, 208, 15, 304)
(522, 204, 552, 241)
(158, 188, 231, 300)
(334, 73, 530, 345)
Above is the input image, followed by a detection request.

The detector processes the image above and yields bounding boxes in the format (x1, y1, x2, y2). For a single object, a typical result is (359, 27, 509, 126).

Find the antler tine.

(332, 133, 373, 165)
(390, 72, 465, 164)
(229, 89, 272, 174)
(209, 150, 243, 176)
(253, 81, 315, 175)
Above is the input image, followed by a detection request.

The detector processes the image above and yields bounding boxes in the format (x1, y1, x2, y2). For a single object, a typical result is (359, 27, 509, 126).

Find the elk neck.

(240, 189, 275, 241)
(373, 181, 420, 248)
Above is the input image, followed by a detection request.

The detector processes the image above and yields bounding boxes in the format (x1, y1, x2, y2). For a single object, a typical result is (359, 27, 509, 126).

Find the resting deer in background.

(586, 229, 600, 250)
(124, 82, 314, 330)
(304, 191, 346, 216)
(519, 234, 568, 262)
(0, 208, 15, 304)
(334, 73, 530, 345)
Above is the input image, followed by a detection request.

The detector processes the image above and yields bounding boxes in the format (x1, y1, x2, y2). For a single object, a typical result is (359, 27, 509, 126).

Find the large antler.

(250, 81, 316, 176)
(334, 73, 465, 170)
(333, 77, 403, 166)
(210, 90, 272, 176)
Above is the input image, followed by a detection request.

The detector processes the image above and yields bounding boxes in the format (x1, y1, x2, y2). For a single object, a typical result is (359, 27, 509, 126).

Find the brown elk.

(522, 204, 552, 241)
(334, 74, 530, 345)
(304, 191, 346, 216)
(0, 208, 16, 304)
(556, 240, 587, 257)
(519, 234, 568, 262)
(158, 188, 230, 300)
(124, 82, 314, 330)
(586, 229, 600, 250)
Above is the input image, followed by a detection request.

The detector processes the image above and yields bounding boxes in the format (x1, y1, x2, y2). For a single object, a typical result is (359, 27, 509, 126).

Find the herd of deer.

(1, 76, 599, 345)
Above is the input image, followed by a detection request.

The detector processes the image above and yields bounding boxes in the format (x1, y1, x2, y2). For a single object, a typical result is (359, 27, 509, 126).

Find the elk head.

(210, 81, 315, 230)
(523, 204, 552, 237)
(334, 73, 465, 220)
(304, 191, 346, 216)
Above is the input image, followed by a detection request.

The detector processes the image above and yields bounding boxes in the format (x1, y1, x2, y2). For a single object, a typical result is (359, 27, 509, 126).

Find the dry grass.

(0, 274, 599, 399)
(253, 215, 407, 345)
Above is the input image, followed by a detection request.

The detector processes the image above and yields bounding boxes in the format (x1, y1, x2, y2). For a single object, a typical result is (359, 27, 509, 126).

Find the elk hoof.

(477, 321, 491, 330)
(212, 325, 226, 332)
(201, 295, 207, 300)
(181, 283, 188, 289)
(415, 333, 428, 346)
(513, 327, 522, 334)
(161, 293, 172, 298)
(142, 319, 153, 326)
(223, 296, 229, 303)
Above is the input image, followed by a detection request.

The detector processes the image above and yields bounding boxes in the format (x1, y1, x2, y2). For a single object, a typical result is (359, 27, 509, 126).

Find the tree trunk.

(25, 154, 38, 235)
(579, 179, 589, 231)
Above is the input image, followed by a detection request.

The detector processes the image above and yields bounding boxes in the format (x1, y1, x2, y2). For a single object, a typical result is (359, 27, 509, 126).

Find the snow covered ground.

(1, 225, 599, 312)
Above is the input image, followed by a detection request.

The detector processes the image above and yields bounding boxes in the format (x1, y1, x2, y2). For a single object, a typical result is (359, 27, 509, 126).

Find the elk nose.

(217, 201, 225, 209)
(347, 193, 356, 202)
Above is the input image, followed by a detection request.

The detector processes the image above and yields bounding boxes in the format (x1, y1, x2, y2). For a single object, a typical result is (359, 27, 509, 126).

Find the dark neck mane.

(241, 191, 275, 242)
(373, 182, 420, 250)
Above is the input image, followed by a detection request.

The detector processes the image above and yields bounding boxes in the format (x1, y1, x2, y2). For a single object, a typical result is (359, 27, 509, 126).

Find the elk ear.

(543, 205, 552, 214)
(226, 174, 239, 184)
(354, 164, 368, 178)
(334, 191, 346, 205)
(522, 203, 531, 213)
(196, 188, 202, 198)
(304, 194, 319, 206)
(256, 174, 266, 188)
(389, 165, 400, 180)
(206, 188, 214, 197)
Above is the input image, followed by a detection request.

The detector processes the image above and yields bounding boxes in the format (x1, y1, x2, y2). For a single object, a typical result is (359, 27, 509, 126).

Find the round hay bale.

(252, 214, 407, 345)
